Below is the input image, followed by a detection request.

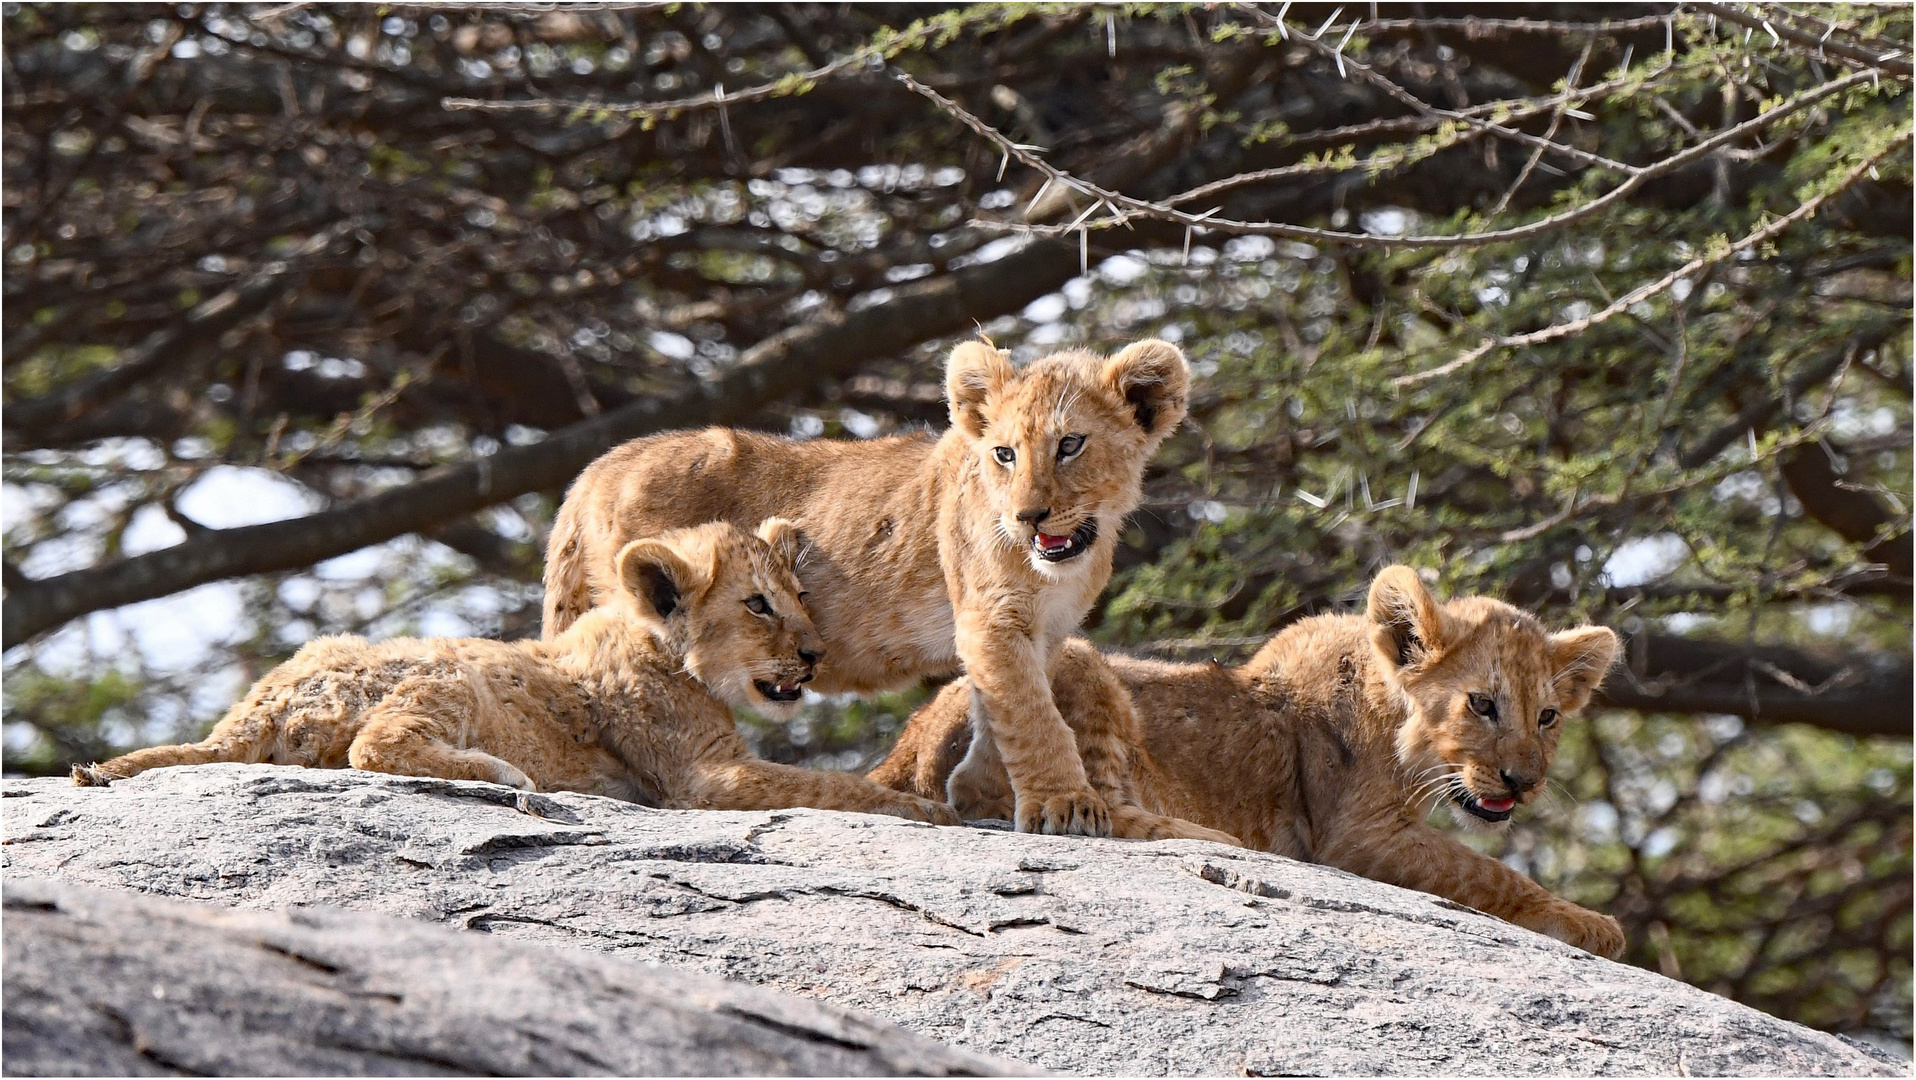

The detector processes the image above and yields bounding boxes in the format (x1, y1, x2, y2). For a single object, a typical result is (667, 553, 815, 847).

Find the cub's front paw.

(945, 765, 1013, 821)
(1547, 905, 1626, 959)
(898, 796, 963, 826)
(1015, 788, 1111, 837)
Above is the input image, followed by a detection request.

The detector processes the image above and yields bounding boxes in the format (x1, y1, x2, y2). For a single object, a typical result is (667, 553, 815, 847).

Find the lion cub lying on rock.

(874, 565, 1626, 956)
(74, 520, 957, 825)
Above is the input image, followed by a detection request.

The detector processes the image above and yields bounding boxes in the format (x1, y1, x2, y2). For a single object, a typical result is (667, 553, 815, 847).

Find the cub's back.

(546, 428, 945, 639)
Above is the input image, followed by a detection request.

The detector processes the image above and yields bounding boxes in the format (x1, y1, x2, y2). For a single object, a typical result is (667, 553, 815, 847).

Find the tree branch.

(1601, 631, 1912, 738)
(1689, 2, 1913, 82)
(1, 252, 312, 442)
(1394, 129, 1912, 386)
(0, 239, 1080, 650)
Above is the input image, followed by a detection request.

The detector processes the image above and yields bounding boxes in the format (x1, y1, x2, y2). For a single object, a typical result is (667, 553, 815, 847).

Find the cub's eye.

(992, 446, 1016, 466)
(1467, 693, 1498, 720)
(744, 595, 772, 616)
(1538, 708, 1560, 729)
(1057, 434, 1086, 459)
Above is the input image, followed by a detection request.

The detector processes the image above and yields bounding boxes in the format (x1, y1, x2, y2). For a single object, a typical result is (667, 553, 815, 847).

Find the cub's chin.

(749, 679, 807, 721)
(1446, 787, 1518, 831)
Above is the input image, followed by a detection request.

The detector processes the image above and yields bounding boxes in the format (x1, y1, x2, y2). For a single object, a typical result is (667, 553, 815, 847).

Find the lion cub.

(73, 520, 958, 826)
(542, 339, 1190, 837)
(874, 566, 1627, 957)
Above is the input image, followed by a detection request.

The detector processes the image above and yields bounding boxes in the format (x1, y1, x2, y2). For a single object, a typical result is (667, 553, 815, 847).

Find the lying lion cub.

(873, 565, 1626, 956)
(542, 339, 1189, 837)
(73, 520, 958, 826)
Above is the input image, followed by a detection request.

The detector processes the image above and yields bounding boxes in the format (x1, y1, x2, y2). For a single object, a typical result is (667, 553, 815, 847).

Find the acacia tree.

(2, 1, 1908, 1045)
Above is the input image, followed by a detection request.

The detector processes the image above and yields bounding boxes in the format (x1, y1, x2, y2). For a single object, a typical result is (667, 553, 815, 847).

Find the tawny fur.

(872, 566, 1627, 957)
(74, 521, 958, 826)
(542, 339, 1190, 837)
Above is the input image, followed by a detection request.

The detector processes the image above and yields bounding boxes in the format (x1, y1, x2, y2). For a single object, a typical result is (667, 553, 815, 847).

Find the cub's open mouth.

(755, 680, 804, 703)
(1031, 518, 1099, 563)
(1455, 790, 1516, 822)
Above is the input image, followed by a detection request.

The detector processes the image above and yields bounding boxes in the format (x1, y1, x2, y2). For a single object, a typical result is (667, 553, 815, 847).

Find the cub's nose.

(1016, 507, 1051, 526)
(1500, 770, 1538, 796)
(798, 648, 821, 668)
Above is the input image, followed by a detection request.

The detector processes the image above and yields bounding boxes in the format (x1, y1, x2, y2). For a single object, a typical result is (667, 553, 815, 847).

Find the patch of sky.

(175, 466, 321, 528)
(1098, 254, 1148, 285)
(649, 331, 696, 361)
(1600, 533, 1689, 587)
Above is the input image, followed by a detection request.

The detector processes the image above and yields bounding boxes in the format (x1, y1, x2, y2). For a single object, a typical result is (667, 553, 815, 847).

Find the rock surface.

(2, 764, 1901, 1076)
(3, 877, 1025, 1077)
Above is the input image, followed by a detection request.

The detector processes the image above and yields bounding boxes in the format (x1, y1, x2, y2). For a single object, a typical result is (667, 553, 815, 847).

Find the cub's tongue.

(1478, 796, 1516, 813)
(1036, 532, 1074, 552)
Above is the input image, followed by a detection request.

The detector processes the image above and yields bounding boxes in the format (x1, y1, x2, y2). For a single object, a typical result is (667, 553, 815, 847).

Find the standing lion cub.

(542, 339, 1189, 836)
(73, 520, 957, 826)
(873, 565, 1628, 957)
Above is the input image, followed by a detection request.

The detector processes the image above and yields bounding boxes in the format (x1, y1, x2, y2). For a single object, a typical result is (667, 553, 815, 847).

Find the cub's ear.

(615, 538, 710, 626)
(1100, 339, 1190, 442)
(1367, 565, 1451, 676)
(946, 340, 1014, 438)
(755, 516, 806, 570)
(1547, 625, 1620, 712)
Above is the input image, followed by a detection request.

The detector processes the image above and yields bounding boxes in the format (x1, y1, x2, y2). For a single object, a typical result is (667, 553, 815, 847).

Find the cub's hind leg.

(943, 697, 1015, 821)
(346, 674, 533, 790)
(72, 695, 291, 786)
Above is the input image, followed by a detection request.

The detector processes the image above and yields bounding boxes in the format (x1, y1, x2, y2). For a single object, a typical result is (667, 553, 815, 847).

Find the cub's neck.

(1237, 612, 1416, 763)
(533, 604, 700, 698)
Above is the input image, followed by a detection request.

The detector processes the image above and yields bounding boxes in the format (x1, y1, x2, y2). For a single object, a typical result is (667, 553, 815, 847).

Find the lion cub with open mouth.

(73, 520, 957, 826)
(874, 565, 1626, 956)
(542, 339, 1190, 837)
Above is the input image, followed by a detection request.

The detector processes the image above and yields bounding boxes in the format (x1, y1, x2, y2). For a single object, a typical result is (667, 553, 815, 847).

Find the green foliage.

(2, 665, 151, 776)
(1476, 716, 1912, 1036)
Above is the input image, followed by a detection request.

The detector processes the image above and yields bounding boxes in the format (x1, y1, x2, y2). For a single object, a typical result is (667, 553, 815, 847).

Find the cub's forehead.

(990, 353, 1115, 430)
(1458, 622, 1562, 691)
(743, 549, 802, 594)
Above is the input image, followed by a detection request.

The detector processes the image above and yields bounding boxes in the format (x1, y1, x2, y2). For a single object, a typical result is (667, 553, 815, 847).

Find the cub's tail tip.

(70, 763, 110, 787)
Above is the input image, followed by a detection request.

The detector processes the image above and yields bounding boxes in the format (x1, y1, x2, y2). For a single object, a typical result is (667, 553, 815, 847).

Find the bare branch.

(1689, 2, 1913, 81)
(1, 239, 1081, 649)
(920, 51, 1878, 250)
(1393, 128, 1913, 386)
(1601, 631, 1912, 738)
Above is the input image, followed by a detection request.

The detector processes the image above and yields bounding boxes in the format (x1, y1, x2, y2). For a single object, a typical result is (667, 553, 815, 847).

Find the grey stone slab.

(3, 764, 1901, 1076)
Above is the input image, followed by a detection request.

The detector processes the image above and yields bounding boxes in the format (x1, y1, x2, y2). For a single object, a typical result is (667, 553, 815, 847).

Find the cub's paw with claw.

(1016, 788, 1111, 836)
